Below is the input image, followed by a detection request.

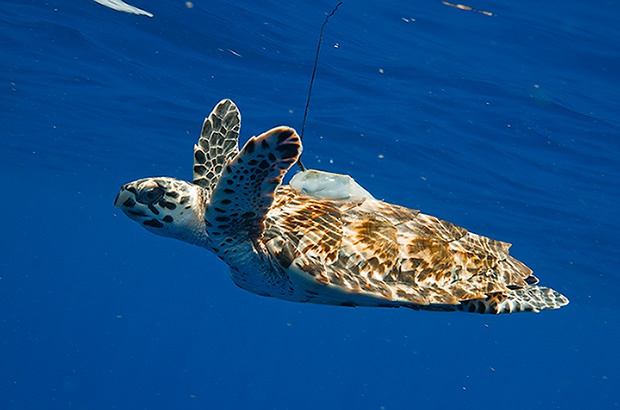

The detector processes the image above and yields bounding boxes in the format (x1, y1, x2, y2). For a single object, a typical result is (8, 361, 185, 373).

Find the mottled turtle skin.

(115, 100, 568, 314)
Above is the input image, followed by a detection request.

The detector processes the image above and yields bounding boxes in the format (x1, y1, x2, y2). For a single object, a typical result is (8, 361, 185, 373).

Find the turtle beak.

(114, 186, 136, 209)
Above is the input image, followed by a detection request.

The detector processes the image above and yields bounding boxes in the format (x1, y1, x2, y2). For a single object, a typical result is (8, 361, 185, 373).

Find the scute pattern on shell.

(262, 186, 567, 313)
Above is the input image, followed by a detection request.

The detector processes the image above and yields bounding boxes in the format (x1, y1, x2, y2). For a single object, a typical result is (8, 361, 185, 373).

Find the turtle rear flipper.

(458, 286, 569, 314)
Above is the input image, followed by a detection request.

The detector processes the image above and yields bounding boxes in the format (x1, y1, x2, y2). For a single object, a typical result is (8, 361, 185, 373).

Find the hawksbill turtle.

(114, 99, 569, 314)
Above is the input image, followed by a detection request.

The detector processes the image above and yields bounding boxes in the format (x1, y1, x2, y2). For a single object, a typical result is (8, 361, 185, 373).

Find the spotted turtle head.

(114, 177, 210, 248)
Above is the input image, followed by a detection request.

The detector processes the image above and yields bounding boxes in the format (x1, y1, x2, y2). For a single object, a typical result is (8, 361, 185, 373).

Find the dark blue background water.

(2, 0, 619, 408)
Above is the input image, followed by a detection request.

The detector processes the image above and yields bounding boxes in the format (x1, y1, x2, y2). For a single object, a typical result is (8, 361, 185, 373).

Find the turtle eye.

(137, 187, 165, 204)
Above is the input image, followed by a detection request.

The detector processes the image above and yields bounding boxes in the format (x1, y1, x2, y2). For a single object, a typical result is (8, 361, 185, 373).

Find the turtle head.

(114, 177, 211, 249)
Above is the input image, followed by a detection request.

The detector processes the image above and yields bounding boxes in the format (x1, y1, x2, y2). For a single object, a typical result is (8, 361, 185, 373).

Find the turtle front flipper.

(193, 99, 241, 195)
(205, 126, 301, 256)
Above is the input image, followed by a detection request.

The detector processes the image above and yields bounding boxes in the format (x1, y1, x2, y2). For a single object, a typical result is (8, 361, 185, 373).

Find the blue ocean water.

(2, 0, 619, 408)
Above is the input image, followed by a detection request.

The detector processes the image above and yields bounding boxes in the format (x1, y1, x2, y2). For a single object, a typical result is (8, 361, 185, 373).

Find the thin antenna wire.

(298, 1, 343, 172)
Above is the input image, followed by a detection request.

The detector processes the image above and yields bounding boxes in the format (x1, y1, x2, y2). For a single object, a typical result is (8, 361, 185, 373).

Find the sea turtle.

(114, 99, 569, 314)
